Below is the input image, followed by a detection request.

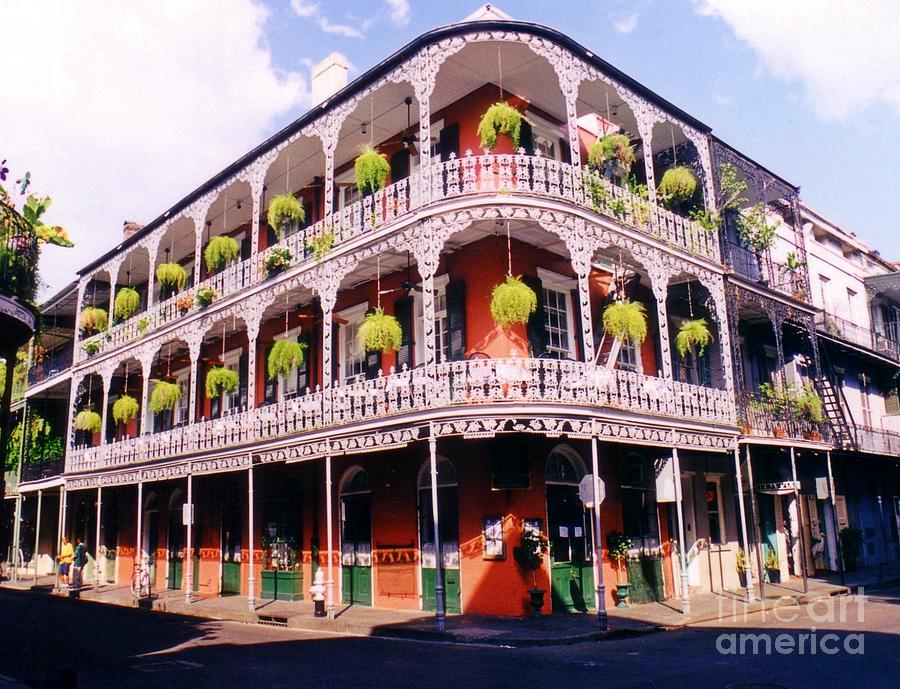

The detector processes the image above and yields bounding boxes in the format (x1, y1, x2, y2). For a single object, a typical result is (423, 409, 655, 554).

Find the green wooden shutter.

(445, 279, 467, 361)
(394, 296, 414, 370)
(438, 123, 459, 161)
(570, 287, 584, 361)
(520, 118, 534, 155)
(390, 150, 410, 182)
(523, 275, 546, 357)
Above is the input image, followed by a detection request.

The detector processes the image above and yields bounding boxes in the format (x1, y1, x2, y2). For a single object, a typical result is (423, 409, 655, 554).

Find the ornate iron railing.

(737, 391, 829, 443)
(816, 311, 900, 361)
(67, 358, 735, 473)
(854, 425, 900, 456)
(0, 202, 39, 302)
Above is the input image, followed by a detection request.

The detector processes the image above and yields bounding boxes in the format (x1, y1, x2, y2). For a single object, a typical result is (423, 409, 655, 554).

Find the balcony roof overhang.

(865, 271, 900, 302)
(76, 17, 714, 279)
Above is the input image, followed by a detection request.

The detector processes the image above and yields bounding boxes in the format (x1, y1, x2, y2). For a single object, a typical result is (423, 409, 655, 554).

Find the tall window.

(705, 478, 725, 545)
(274, 327, 305, 401)
(338, 304, 368, 385)
(846, 288, 857, 321)
(818, 275, 831, 312)
(859, 373, 873, 427)
(540, 270, 576, 360)
(221, 350, 242, 414)
(174, 370, 190, 426)
(415, 275, 450, 364)
(617, 341, 639, 372)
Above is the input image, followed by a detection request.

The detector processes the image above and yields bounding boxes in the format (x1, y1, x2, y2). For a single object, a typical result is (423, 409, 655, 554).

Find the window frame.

(414, 273, 450, 365)
(704, 475, 726, 545)
(537, 268, 577, 360)
(273, 326, 304, 402)
(337, 302, 369, 386)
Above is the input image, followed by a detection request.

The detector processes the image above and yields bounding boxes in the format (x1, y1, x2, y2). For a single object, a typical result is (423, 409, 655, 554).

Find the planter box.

(766, 567, 781, 584)
(261, 569, 304, 601)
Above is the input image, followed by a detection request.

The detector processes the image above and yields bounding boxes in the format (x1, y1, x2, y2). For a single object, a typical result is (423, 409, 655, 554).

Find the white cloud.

(695, 0, 900, 121)
(316, 16, 364, 38)
(385, 0, 411, 27)
(290, 0, 319, 17)
(0, 1, 307, 298)
(613, 12, 638, 34)
(290, 0, 363, 39)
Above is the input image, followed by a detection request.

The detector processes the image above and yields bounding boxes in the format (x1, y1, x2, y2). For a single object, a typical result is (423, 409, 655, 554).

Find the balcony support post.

(325, 450, 335, 620)
(428, 426, 446, 631)
(64, 374, 81, 463)
(789, 447, 808, 593)
(94, 486, 102, 588)
(73, 279, 87, 362)
(33, 489, 42, 587)
(745, 444, 767, 601)
(322, 306, 333, 391)
(138, 349, 154, 436)
(100, 368, 112, 445)
(247, 459, 255, 611)
(184, 472, 193, 603)
(146, 243, 158, 308)
(11, 493, 22, 583)
(732, 446, 755, 602)
(826, 451, 845, 586)
(671, 446, 691, 615)
(135, 480, 143, 596)
(422, 272, 436, 367)
(648, 263, 673, 379)
(590, 433, 607, 629)
(635, 115, 658, 203)
(413, 77, 433, 206)
(187, 334, 203, 424)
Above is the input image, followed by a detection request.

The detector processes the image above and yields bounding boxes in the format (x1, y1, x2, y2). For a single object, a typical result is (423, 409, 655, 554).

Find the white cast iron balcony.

(67, 358, 735, 473)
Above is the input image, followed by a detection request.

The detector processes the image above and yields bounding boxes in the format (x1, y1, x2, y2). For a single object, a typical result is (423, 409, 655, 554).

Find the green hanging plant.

(267, 339, 307, 381)
(195, 286, 216, 307)
(74, 408, 102, 433)
(737, 203, 777, 254)
(204, 235, 240, 273)
(112, 394, 139, 425)
(587, 134, 635, 173)
(358, 308, 402, 353)
(205, 366, 239, 399)
(82, 341, 101, 356)
(355, 145, 391, 195)
(658, 166, 698, 207)
(156, 262, 188, 291)
(79, 306, 108, 333)
(307, 232, 334, 260)
(602, 300, 648, 344)
(268, 194, 305, 238)
(490, 275, 537, 329)
(477, 102, 524, 150)
(674, 318, 713, 358)
(114, 287, 140, 321)
(150, 380, 181, 414)
(794, 384, 825, 423)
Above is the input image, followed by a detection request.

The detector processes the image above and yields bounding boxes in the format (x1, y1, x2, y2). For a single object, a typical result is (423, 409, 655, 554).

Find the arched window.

(417, 458, 457, 489)
(545, 446, 586, 485)
(340, 466, 370, 495)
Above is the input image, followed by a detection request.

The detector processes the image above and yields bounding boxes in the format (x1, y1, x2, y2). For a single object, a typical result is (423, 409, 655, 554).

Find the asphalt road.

(1, 587, 898, 689)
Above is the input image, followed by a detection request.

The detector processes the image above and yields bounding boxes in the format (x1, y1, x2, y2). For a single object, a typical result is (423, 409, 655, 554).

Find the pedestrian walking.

(56, 536, 73, 589)
(72, 537, 87, 590)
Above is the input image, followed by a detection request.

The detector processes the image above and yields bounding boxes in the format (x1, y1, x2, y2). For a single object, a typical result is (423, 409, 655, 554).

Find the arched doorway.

(417, 458, 460, 614)
(340, 467, 372, 606)
(142, 492, 159, 584)
(167, 489, 184, 590)
(545, 446, 594, 612)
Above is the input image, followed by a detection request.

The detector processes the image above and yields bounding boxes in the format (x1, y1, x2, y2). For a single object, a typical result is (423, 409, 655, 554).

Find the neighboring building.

(4, 6, 899, 617)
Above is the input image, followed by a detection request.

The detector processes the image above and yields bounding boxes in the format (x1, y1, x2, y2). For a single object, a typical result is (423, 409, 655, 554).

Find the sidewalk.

(2, 565, 896, 647)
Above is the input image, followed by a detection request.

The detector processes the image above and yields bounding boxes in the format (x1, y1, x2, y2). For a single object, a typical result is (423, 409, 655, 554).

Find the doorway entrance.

(221, 503, 242, 595)
(418, 459, 460, 614)
(142, 493, 159, 585)
(167, 490, 184, 590)
(340, 467, 372, 606)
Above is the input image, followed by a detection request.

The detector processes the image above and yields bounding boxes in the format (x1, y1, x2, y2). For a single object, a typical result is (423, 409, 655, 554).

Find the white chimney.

(311, 53, 349, 106)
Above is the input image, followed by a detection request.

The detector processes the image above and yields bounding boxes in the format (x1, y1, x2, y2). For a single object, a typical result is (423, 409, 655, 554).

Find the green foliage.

(137, 318, 150, 333)
(22, 194, 74, 247)
(267, 194, 305, 238)
(785, 251, 806, 271)
(689, 208, 721, 233)
(674, 318, 713, 358)
(736, 547, 748, 573)
(795, 384, 824, 423)
(5, 412, 63, 471)
(358, 308, 402, 354)
(737, 203, 776, 254)
(307, 232, 334, 260)
(74, 408, 102, 434)
(267, 339, 307, 381)
(587, 134, 635, 172)
(205, 366, 239, 399)
(625, 174, 649, 200)
(79, 306, 108, 333)
(764, 546, 780, 571)
(717, 163, 748, 212)
(606, 531, 633, 566)
(204, 235, 240, 273)
(477, 102, 523, 150)
(355, 145, 391, 195)
(114, 287, 140, 320)
(490, 275, 537, 329)
(657, 166, 698, 207)
(513, 527, 549, 573)
(0, 349, 28, 403)
(156, 262, 187, 291)
(602, 300, 647, 344)
(82, 341, 100, 356)
(112, 394, 139, 425)
(195, 286, 216, 307)
(264, 247, 293, 274)
(150, 380, 181, 414)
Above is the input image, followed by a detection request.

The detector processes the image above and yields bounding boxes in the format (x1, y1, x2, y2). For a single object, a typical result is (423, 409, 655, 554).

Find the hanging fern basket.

(674, 318, 713, 358)
(267, 339, 307, 381)
(602, 300, 648, 344)
(490, 275, 537, 329)
(658, 166, 698, 206)
(355, 145, 391, 196)
(112, 394, 139, 425)
(114, 287, 140, 321)
(156, 262, 188, 291)
(358, 308, 402, 354)
(79, 306, 108, 333)
(587, 134, 635, 173)
(477, 102, 523, 150)
(74, 408, 102, 433)
(150, 381, 181, 414)
(268, 194, 305, 238)
(205, 366, 239, 399)
(204, 235, 240, 274)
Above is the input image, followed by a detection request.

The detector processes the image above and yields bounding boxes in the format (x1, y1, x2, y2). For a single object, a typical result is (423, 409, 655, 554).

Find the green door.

(221, 504, 242, 595)
(341, 491, 372, 606)
(547, 483, 594, 612)
(146, 511, 159, 585)
(420, 484, 461, 614)
(167, 508, 184, 590)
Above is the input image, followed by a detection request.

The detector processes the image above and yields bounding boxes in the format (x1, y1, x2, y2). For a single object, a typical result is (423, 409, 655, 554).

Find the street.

(0, 587, 898, 688)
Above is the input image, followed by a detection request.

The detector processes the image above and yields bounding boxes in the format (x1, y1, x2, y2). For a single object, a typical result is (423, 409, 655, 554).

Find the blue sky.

(3, 1, 898, 296)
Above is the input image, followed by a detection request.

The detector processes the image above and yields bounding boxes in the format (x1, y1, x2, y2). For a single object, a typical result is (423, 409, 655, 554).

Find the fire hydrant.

(310, 568, 326, 617)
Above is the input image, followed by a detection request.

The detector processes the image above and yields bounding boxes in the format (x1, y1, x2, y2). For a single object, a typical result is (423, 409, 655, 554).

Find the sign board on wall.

(182, 503, 194, 526)
(655, 456, 676, 503)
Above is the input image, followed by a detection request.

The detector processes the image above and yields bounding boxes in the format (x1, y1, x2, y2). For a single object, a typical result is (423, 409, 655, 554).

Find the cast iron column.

(247, 461, 255, 611)
(672, 447, 691, 615)
(185, 472, 193, 603)
(590, 435, 607, 629)
(325, 453, 335, 620)
(826, 451, 845, 585)
(429, 430, 445, 631)
(33, 489, 43, 587)
(790, 447, 808, 593)
(94, 486, 103, 588)
(745, 445, 767, 601)
(732, 447, 755, 601)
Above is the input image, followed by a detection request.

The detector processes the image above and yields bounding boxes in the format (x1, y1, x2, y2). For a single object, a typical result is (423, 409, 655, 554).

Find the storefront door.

(221, 504, 242, 595)
(167, 506, 183, 590)
(418, 459, 460, 613)
(340, 468, 372, 606)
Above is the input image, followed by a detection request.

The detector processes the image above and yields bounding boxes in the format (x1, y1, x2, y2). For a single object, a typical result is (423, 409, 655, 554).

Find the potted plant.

(137, 317, 150, 335)
(764, 546, 781, 584)
(477, 102, 524, 151)
(489, 275, 537, 329)
(204, 235, 240, 274)
(839, 527, 863, 572)
(267, 193, 305, 239)
(156, 262, 188, 294)
(736, 547, 748, 589)
(657, 166, 698, 212)
(176, 293, 194, 313)
(358, 308, 402, 354)
(150, 380, 181, 414)
(267, 339, 307, 381)
(264, 247, 293, 276)
(261, 537, 303, 601)
(512, 526, 549, 615)
(205, 366, 239, 400)
(79, 306, 108, 333)
(674, 318, 713, 359)
(74, 407, 102, 434)
(587, 133, 635, 181)
(355, 145, 390, 196)
(114, 287, 140, 321)
(607, 531, 633, 607)
(737, 203, 776, 281)
(195, 286, 216, 308)
(112, 394, 139, 427)
(306, 232, 334, 260)
(602, 300, 648, 345)
(82, 341, 101, 357)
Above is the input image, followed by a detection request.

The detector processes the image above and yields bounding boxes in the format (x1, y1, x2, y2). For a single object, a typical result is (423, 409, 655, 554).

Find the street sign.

(182, 503, 194, 526)
(578, 474, 605, 508)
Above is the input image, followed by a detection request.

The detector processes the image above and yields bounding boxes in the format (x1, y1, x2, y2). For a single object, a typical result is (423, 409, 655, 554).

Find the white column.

(185, 472, 193, 603)
(429, 429, 445, 631)
(94, 486, 103, 587)
(140, 376, 151, 435)
(590, 435, 607, 629)
(146, 244, 158, 308)
(188, 337, 202, 424)
(194, 226, 204, 287)
(33, 489, 43, 586)
(250, 182, 262, 258)
(415, 82, 432, 205)
(108, 278, 117, 325)
(732, 447, 755, 602)
(422, 273, 436, 367)
(790, 447, 808, 593)
(577, 269, 595, 364)
(11, 494, 22, 582)
(322, 306, 334, 389)
(325, 453, 335, 620)
(247, 461, 255, 610)
(650, 267, 673, 379)
(672, 447, 691, 615)
(100, 374, 111, 445)
(246, 323, 260, 410)
(135, 481, 143, 597)
(73, 280, 87, 359)
(56, 486, 67, 591)
(744, 445, 766, 600)
(636, 117, 657, 203)
(826, 451, 845, 585)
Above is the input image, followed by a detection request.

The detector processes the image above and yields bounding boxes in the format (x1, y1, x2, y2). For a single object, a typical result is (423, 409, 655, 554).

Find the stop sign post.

(579, 473, 605, 508)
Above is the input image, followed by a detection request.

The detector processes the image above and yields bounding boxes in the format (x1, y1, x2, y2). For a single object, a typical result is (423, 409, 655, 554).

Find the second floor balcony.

(816, 311, 900, 362)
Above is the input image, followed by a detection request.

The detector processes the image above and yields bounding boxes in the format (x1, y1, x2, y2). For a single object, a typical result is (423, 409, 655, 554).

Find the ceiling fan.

(381, 97, 436, 156)
(378, 251, 423, 297)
